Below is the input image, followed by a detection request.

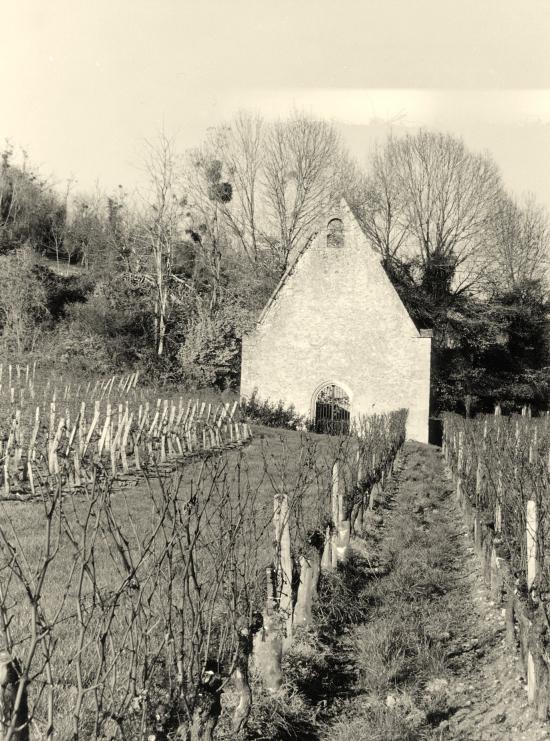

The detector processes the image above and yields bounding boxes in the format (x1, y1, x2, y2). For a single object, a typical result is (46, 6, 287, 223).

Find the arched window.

(327, 218, 344, 247)
(313, 383, 350, 435)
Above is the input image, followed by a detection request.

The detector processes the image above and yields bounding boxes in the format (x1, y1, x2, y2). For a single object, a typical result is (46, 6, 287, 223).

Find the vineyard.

(444, 411, 550, 718)
(0, 366, 408, 740)
(0, 365, 250, 497)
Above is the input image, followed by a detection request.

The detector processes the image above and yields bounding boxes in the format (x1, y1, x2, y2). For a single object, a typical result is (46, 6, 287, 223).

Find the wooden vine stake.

(526, 498, 538, 704)
(274, 492, 293, 651)
(293, 555, 314, 628)
(495, 471, 503, 534)
(475, 420, 488, 503)
(526, 500, 538, 590)
(330, 460, 350, 562)
(27, 407, 40, 496)
(354, 449, 365, 534)
(320, 525, 332, 570)
(456, 430, 464, 502)
(368, 479, 377, 510)
(331, 461, 340, 567)
(231, 618, 253, 734)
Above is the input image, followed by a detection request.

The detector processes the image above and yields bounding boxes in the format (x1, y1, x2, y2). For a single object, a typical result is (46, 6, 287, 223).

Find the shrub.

(43, 320, 116, 375)
(240, 389, 307, 430)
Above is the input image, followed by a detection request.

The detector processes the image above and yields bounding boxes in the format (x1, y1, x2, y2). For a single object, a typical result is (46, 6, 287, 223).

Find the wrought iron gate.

(314, 384, 350, 435)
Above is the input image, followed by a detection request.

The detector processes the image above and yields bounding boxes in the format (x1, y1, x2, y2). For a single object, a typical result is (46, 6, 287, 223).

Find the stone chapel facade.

(240, 201, 431, 443)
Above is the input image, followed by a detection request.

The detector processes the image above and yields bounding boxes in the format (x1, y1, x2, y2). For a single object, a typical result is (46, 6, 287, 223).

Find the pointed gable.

(257, 199, 421, 338)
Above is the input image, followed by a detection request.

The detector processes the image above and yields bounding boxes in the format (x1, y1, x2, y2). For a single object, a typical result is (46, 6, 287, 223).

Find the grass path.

(321, 441, 549, 741)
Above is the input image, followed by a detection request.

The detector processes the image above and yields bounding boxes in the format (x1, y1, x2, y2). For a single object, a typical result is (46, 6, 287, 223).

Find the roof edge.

(257, 232, 318, 325)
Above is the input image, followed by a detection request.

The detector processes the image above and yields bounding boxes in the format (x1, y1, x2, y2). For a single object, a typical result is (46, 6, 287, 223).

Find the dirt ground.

(434, 470, 550, 740)
(323, 442, 550, 741)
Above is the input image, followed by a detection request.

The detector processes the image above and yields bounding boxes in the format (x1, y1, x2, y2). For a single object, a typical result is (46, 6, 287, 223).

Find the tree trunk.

(277, 493, 293, 648)
(252, 612, 283, 692)
(293, 556, 314, 627)
(155, 238, 167, 356)
(157, 311, 166, 356)
(0, 652, 29, 741)
(252, 568, 283, 692)
(232, 626, 253, 734)
(157, 286, 167, 357)
(189, 679, 222, 741)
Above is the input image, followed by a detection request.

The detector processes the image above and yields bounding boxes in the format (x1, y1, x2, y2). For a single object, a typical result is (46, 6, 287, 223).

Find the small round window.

(327, 218, 344, 247)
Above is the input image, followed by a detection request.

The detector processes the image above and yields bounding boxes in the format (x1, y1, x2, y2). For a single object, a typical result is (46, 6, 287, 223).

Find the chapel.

(240, 200, 431, 443)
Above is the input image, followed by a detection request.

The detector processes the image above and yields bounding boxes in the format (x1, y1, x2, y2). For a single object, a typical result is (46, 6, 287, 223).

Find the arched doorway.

(313, 383, 350, 435)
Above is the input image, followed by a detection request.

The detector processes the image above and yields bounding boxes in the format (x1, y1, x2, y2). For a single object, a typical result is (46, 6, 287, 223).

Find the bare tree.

(379, 130, 503, 296)
(48, 179, 74, 272)
(213, 112, 265, 265)
(0, 144, 63, 257)
(61, 184, 118, 273)
(139, 133, 187, 356)
(181, 148, 233, 316)
(351, 143, 410, 264)
(262, 114, 342, 269)
(186, 112, 357, 278)
(0, 245, 48, 354)
(487, 193, 550, 292)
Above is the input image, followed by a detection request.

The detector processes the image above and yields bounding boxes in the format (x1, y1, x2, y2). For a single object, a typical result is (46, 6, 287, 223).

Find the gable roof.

(256, 199, 424, 338)
(257, 233, 316, 324)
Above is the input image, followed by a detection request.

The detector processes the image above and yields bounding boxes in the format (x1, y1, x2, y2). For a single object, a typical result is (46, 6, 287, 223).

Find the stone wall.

(240, 202, 431, 443)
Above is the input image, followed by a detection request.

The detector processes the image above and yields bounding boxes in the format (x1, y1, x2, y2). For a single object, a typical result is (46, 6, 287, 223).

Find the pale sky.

(2, 0, 550, 208)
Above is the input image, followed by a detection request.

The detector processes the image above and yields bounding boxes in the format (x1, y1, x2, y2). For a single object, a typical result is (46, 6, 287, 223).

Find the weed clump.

(218, 675, 318, 741)
(313, 554, 372, 634)
(241, 389, 307, 430)
(326, 693, 427, 741)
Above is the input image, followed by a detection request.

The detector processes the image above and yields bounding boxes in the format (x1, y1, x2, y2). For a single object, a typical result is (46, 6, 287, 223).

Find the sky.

(2, 0, 550, 208)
